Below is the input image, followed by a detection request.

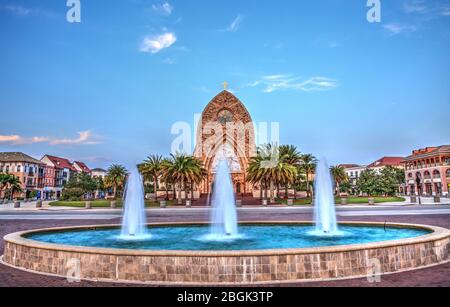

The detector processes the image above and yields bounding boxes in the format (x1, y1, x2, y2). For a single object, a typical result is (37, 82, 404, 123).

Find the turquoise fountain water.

(120, 166, 149, 239)
(313, 158, 338, 235)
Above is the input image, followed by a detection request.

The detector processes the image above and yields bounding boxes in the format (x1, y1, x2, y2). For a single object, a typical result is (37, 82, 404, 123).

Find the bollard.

(160, 200, 167, 208)
(185, 200, 192, 208)
(236, 199, 242, 207)
(262, 199, 268, 206)
(410, 196, 417, 203)
(341, 198, 348, 206)
(85, 201, 92, 209)
(110, 201, 117, 209)
(14, 201, 21, 208)
(287, 199, 294, 206)
(36, 200, 42, 208)
(368, 197, 375, 206)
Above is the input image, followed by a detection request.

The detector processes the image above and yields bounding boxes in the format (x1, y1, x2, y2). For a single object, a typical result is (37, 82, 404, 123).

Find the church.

(194, 86, 257, 197)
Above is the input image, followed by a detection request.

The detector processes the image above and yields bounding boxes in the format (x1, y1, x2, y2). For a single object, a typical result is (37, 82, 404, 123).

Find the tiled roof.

(406, 145, 450, 160)
(73, 161, 91, 173)
(367, 157, 405, 168)
(44, 155, 77, 171)
(0, 152, 44, 164)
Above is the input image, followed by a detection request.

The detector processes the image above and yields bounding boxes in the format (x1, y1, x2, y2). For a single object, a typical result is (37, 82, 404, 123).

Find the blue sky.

(0, 0, 449, 168)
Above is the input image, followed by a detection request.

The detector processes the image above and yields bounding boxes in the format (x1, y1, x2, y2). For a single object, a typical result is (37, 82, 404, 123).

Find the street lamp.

(416, 174, 422, 205)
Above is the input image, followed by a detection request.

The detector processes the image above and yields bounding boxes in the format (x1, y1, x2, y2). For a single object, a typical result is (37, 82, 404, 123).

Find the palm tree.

(6, 175, 22, 200)
(162, 154, 206, 204)
(138, 155, 163, 201)
(300, 154, 317, 198)
(330, 165, 349, 196)
(0, 173, 12, 199)
(279, 145, 301, 198)
(105, 165, 128, 199)
(160, 157, 174, 200)
(247, 144, 297, 203)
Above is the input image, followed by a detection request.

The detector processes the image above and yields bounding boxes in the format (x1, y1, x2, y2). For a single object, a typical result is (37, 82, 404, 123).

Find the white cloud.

(152, 2, 173, 16)
(403, 0, 427, 14)
(247, 75, 339, 93)
(50, 131, 99, 145)
(140, 32, 177, 54)
(383, 23, 417, 36)
(3, 5, 32, 16)
(0, 131, 100, 146)
(226, 15, 244, 32)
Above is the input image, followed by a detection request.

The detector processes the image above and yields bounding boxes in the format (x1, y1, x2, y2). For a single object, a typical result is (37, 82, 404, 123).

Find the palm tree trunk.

(259, 181, 263, 200)
(269, 180, 275, 204)
(285, 184, 288, 200)
(306, 171, 310, 197)
(165, 180, 169, 200)
(177, 181, 182, 205)
(154, 175, 158, 201)
(113, 186, 117, 200)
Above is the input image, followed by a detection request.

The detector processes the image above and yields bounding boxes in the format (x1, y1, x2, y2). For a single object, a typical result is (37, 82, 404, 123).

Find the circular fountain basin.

(2, 222, 449, 285)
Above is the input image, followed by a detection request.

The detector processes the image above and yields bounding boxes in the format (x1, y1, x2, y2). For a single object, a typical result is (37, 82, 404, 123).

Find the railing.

(405, 162, 450, 171)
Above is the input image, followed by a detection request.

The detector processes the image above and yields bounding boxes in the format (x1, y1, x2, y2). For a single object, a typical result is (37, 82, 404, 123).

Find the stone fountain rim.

(4, 221, 449, 257)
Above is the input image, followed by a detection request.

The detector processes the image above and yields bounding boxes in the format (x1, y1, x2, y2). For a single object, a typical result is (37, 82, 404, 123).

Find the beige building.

(0, 152, 45, 199)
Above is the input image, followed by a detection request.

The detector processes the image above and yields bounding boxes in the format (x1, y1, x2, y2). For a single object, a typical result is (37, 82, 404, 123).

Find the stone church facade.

(194, 90, 257, 195)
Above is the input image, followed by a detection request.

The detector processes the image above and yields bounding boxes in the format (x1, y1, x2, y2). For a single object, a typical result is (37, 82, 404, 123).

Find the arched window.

(17, 165, 21, 172)
(408, 173, 413, 178)
(424, 171, 431, 178)
(433, 170, 440, 178)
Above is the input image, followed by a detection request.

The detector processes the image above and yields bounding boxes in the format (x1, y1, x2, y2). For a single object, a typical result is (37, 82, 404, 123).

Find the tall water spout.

(210, 159, 238, 238)
(313, 158, 338, 234)
(120, 166, 148, 239)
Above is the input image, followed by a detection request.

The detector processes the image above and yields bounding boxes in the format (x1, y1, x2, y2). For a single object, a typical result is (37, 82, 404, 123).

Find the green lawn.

(279, 196, 405, 206)
(49, 200, 176, 208)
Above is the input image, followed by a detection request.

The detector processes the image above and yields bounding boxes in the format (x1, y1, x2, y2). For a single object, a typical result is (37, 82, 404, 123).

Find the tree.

(300, 154, 317, 198)
(161, 154, 206, 204)
(330, 165, 349, 195)
(62, 172, 98, 200)
(138, 155, 163, 201)
(0, 173, 12, 199)
(380, 166, 402, 196)
(279, 145, 302, 198)
(356, 169, 381, 197)
(6, 175, 22, 200)
(246, 144, 297, 203)
(105, 165, 128, 199)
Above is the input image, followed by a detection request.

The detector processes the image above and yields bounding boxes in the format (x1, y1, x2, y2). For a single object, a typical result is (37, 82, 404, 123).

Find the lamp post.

(416, 174, 422, 205)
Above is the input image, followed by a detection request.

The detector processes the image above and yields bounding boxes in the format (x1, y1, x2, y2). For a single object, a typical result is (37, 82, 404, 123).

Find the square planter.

(110, 201, 117, 209)
(236, 200, 242, 207)
(368, 198, 375, 206)
(434, 196, 441, 203)
(160, 200, 167, 208)
(36, 201, 42, 208)
(410, 196, 417, 203)
(341, 198, 348, 206)
(85, 201, 92, 209)
(287, 199, 294, 206)
(261, 199, 268, 206)
(14, 202, 21, 208)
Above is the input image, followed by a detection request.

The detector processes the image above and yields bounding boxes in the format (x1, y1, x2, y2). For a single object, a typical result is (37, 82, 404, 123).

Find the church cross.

(222, 81, 228, 90)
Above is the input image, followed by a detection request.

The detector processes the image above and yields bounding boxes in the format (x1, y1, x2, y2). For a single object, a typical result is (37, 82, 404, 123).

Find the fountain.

(120, 166, 149, 239)
(313, 158, 338, 234)
(209, 159, 239, 239)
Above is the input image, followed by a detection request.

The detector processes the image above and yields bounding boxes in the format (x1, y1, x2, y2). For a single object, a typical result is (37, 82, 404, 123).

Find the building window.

(17, 165, 21, 172)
